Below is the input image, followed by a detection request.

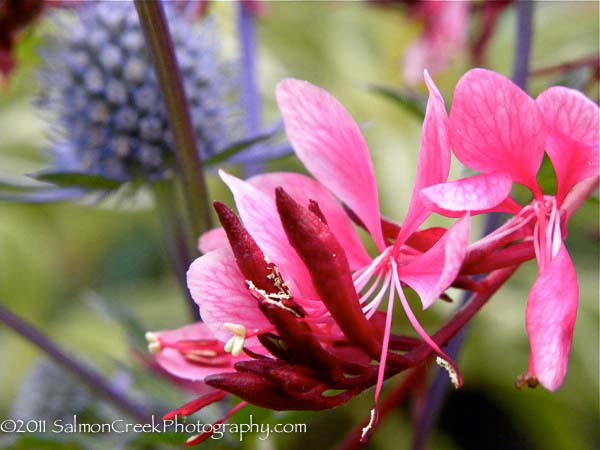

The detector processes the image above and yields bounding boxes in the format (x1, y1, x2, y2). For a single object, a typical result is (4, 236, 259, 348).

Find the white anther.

(145, 331, 161, 354)
(436, 356, 459, 388)
(186, 434, 201, 445)
(245, 280, 301, 317)
(223, 323, 246, 357)
(361, 408, 377, 441)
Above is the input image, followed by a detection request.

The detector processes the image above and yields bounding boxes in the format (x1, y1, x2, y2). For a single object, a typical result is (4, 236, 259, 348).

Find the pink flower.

(403, 0, 469, 84)
(274, 74, 472, 404)
(181, 72, 471, 435)
(154, 72, 474, 444)
(421, 68, 599, 391)
(145, 322, 251, 382)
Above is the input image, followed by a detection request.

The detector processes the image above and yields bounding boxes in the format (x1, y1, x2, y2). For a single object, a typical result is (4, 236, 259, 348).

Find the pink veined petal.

(398, 71, 451, 243)
(198, 227, 229, 254)
(152, 323, 238, 382)
(449, 69, 546, 192)
(536, 87, 600, 203)
(420, 171, 514, 215)
(537, 86, 599, 147)
(276, 79, 385, 250)
(399, 214, 471, 309)
(248, 172, 371, 270)
(219, 170, 317, 299)
(187, 247, 271, 343)
(526, 243, 578, 391)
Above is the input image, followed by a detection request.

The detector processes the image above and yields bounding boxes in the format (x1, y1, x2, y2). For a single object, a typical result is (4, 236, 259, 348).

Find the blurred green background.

(0, 1, 598, 449)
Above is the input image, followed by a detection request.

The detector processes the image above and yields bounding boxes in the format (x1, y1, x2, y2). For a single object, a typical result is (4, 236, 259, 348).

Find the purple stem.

(512, 0, 535, 90)
(411, 2, 535, 448)
(237, 1, 264, 176)
(0, 302, 151, 423)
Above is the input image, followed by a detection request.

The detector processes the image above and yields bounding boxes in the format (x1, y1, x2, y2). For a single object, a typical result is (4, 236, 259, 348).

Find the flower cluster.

(148, 69, 598, 445)
(38, 1, 240, 181)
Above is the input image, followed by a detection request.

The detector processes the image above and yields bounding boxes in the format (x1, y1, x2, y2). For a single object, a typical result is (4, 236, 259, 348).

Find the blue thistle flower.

(37, 1, 242, 183)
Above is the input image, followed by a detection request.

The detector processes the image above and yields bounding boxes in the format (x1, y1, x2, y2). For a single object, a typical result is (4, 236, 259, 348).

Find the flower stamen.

(392, 262, 463, 388)
(436, 356, 459, 388)
(360, 407, 378, 443)
(223, 323, 246, 357)
(145, 331, 161, 354)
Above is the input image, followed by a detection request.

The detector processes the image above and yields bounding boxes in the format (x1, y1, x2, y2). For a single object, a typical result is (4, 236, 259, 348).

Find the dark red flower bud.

(214, 201, 306, 318)
(275, 187, 381, 358)
(308, 199, 328, 224)
(257, 333, 293, 361)
(214, 201, 276, 293)
(205, 371, 355, 411)
(234, 358, 323, 394)
(264, 304, 361, 381)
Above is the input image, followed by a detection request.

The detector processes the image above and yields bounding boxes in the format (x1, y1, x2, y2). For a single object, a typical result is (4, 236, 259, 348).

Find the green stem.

(153, 180, 201, 321)
(135, 0, 213, 240)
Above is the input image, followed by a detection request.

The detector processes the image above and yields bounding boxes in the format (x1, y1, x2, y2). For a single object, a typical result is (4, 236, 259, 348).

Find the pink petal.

(537, 86, 599, 147)
(219, 170, 317, 299)
(526, 243, 578, 391)
(152, 323, 237, 381)
(449, 69, 546, 191)
(536, 87, 600, 202)
(276, 79, 385, 250)
(399, 71, 451, 242)
(420, 171, 514, 214)
(400, 214, 471, 309)
(187, 248, 271, 343)
(198, 227, 229, 254)
(248, 172, 370, 270)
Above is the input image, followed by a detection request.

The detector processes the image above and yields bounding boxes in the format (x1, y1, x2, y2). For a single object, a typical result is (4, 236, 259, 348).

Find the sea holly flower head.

(160, 72, 474, 444)
(37, 1, 240, 183)
(421, 68, 599, 391)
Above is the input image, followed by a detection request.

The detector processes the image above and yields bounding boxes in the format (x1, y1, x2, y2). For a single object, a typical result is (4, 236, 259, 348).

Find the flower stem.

(530, 55, 599, 77)
(512, 0, 535, 91)
(0, 302, 151, 423)
(134, 0, 213, 240)
(337, 367, 424, 450)
(153, 180, 201, 321)
(239, 2, 260, 137)
(238, 1, 264, 176)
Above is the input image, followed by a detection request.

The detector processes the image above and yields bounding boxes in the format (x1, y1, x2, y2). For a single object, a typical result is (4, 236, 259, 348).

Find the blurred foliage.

(0, 1, 598, 450)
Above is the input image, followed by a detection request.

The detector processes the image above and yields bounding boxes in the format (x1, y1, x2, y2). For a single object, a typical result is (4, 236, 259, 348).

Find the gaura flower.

(403, 0, 469, 85)
(152, 72, 472, 444)
(371, 0, 512, 83)
(421, 68, 599, 391)
(272, 74, 472, 403)
(145, 322, 255, 383)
